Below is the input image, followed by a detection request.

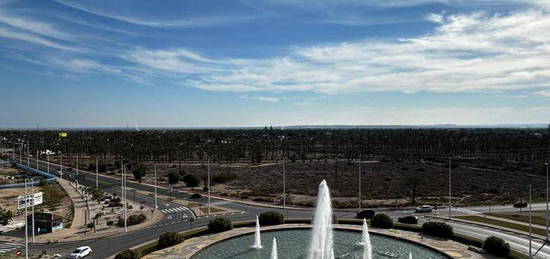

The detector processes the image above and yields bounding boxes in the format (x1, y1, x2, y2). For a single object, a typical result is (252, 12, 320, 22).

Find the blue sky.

(1, 0, 550, 127)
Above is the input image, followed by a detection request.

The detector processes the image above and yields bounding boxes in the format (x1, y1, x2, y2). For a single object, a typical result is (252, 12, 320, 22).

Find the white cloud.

(0, 27, 75, 51)
(126, 10, 550, 95)
(240, 95, 280, 102)
(534, 90, 550, 96)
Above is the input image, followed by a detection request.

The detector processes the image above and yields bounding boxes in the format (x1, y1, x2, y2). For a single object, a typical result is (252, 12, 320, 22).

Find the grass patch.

(199, 207, 225, 213)
(487, 213, 547, 226)
(457, 216, 546, 236)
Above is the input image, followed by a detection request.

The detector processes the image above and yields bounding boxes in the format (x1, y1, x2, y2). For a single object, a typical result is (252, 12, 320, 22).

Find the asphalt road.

(8, 157, 550, 258)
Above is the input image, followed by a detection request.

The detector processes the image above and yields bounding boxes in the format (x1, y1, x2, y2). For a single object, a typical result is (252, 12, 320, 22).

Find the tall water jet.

(252, 215, 262, 249)
(271, 238, 278, 259)
(359, 218, 372, 259)
(409, 251, 413, 259)
(308, 180, 335, 259)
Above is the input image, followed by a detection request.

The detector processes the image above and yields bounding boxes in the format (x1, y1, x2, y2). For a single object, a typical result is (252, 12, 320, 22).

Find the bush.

(483, 236, 510, 256)
(356, 210, 375, 219)
(208, 218, 233, 233)
(212, 172, 237, 183)
(371, 214, 393, 228)
(118, 214, 147, 227)
(422, 222, 453, 238)
(398, 216, 418, 224)
(157, 232, 185, 249)
(259, 211, 284, 226)
(190, 193, 202, 199)
(182, 174, 200, 187)
(115, 249, 141, 259)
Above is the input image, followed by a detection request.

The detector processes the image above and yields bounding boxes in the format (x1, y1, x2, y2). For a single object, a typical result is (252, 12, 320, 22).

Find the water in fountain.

(271, 238, 278, 259)
(409, 251, 413, 259)
(308, 180, 335, 259)
(252, 215, 262, 249)
(359, 218, 372, 259)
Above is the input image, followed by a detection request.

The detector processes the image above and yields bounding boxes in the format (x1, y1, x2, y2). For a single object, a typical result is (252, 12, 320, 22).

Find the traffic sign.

(15, 249, 22, 257)
(17, 192, 43, 209)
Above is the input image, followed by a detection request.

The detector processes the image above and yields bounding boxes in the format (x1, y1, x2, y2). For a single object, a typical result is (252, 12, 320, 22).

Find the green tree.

(132, 164, 148, 183)
(168, 172, 180, 197)
(182, 174, 200, 187)
(115, 249, 141, 259)
(157, 232, 185, 249)
(0, 208, 14, 226)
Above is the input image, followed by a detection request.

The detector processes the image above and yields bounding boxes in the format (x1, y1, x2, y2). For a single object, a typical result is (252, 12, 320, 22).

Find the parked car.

(398, 215, 419, 224)
(415, 205, 433, 213)
(67, 246, 92, 259)
(356, 209, 375, 219)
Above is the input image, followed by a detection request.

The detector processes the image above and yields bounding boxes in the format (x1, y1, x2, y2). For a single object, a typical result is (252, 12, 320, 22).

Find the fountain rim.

(189, 224, 453, 259)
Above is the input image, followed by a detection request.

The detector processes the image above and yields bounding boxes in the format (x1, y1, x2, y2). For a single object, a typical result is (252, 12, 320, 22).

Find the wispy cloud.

(126, 10, 550, 95)
(240, 95, 280, 102)
(0, 27, 75, 51)
(54, 0, 257, 28)
(534, 90, 550, 97)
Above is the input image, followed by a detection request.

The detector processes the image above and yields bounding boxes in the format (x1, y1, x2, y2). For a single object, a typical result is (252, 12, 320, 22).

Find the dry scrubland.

(134, 157, 548, 208)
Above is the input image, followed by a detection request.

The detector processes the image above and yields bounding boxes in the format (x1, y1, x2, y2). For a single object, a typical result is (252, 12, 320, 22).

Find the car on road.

(513, 200, 528, 208)
(398, 215, 419, 224)
(415, 205, 433, 213)
(67, 246, 92, 259)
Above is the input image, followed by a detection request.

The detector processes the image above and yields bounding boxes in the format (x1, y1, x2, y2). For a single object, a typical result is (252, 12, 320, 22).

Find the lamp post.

(95, 157, 99, 189)
(207, 158, 211, 215)
(448, 157, 452, 220)
(154, 164, 158, 210)
(358, 154, 362, 210)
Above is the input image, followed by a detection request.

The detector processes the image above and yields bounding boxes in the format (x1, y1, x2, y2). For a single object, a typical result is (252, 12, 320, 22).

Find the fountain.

(271, 238, 278, 259)
(359, 218, 372, 259)
(409, 251, 413, 259)
(308, 180, 335, 259)
(252, 215, 262, 249)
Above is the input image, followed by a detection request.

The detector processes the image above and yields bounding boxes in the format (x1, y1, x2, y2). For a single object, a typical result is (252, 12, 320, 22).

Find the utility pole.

(546, 162, 549, 240)
(31, 180, 35, 243)
(154, 164, 158, 210)
(47, 153, 50, 173)
(24, 179, 28, 259)
(207, 158, 211, 215)
(60, 152, 63, 179)
(282, 158, 286, 209)
(27, 144, 30, 167)
(123, 163, 127, 232)
(76, 153, 79, 176)
(358, 154, 362, 210)
(95, 157, 99, 189)
(448, 157, 452, 220)
(529, 184, 533, 259)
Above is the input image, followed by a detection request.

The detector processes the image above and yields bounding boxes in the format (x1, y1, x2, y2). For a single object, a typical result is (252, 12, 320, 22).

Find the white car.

(67, 246, 92, 259)
(415, 205, 433, 213)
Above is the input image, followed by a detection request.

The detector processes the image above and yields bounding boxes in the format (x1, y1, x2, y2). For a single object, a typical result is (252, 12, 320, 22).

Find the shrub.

(208, 218, 233, 233)
(115, 249, 141, 259)
(183, 174, 200, 187)
(190, 193, 202, 199)
(371, 214, 393, 228)
(356, 210, 375, 219)
(483, 236, 510, 256)
(398, 216, 418, 224)
(118, 214, 147, 227)
(212, 172, 237, 183)
(259, 211, 284, 226)
(422, 222, 453, 238)
(157, 232, 185, 249)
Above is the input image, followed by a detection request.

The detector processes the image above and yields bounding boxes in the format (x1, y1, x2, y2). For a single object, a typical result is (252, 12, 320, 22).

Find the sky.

(1, 0, 550, 128)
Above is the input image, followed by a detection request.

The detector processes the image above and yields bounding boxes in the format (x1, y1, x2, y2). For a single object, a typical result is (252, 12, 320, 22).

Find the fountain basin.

(192, 228, 450, 259)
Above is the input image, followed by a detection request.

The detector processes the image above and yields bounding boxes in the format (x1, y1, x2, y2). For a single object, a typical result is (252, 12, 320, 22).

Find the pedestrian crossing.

(0, 242, 23, 254)
(161, 206, 191, 215)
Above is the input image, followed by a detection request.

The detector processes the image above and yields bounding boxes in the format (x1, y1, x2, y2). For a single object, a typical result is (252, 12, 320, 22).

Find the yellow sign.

(59, 132, 68, 137)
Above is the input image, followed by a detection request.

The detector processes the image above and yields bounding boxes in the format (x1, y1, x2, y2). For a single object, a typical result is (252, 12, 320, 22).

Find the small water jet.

(409, 251, 413, 259)
(251, 215, 262, 249)
(271, 238, 278, 259)
(359, 218, 372, 259)
(308, 180, 335, 259)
